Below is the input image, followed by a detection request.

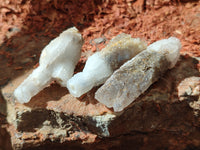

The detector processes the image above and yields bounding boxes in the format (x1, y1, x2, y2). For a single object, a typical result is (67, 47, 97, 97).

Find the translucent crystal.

(95, 37, 181, 112)
(14, 27, 83, 103)
(67, 33, 147, 97)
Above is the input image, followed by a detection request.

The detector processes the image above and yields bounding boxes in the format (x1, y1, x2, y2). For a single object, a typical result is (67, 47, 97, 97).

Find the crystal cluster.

(14, 26, 181, 113)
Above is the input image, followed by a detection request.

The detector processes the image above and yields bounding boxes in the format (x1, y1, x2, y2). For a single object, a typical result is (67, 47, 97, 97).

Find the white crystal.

(147, 37, 181, 69)
(14, 27, 83, 103)
(67, 33, 147, 97)
(67, 52, 113, 97)
(95, 37, 181, 112)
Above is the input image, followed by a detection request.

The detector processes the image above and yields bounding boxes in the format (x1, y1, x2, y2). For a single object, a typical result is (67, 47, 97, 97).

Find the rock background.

(0, 94, 12, 150)
(1, 55, 200, 150)
(0, 0, 200, 150)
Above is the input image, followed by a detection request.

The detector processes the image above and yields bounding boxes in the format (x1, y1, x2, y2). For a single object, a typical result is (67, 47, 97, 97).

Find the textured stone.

(2, 70, 114, 149)
(0, 94, 12, 150)
(178, 76, 200, 111)
(178, 77, 200, 100)
(1, 55, 200, 150)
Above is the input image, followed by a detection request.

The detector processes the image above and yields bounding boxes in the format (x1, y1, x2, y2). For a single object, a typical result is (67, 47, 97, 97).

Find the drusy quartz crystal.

(95, 37, 181, 112)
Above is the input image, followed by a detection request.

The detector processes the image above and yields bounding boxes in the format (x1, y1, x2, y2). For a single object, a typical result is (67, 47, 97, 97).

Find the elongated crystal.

(67, 34, 147, 97)
(95, 37, 181, 112)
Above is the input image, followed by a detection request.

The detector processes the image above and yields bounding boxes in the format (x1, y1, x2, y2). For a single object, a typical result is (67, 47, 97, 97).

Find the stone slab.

(1, 55, 200, 150)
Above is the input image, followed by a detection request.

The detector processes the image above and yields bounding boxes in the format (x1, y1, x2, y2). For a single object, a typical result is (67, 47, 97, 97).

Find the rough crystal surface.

(95, 37, 181, 112)
(67, 33, 147, 97)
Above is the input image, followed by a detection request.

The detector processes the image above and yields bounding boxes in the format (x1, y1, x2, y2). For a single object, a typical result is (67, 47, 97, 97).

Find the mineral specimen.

(95, 37, 181, 112)
(14, 27, 83, 103)
(67, 33, 147, 97)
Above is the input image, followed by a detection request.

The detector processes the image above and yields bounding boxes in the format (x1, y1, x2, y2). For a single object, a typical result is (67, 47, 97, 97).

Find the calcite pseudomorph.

(95, 37, 182, 112)
(14, 27, 83, 103)
(67, 33, 147, 97)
